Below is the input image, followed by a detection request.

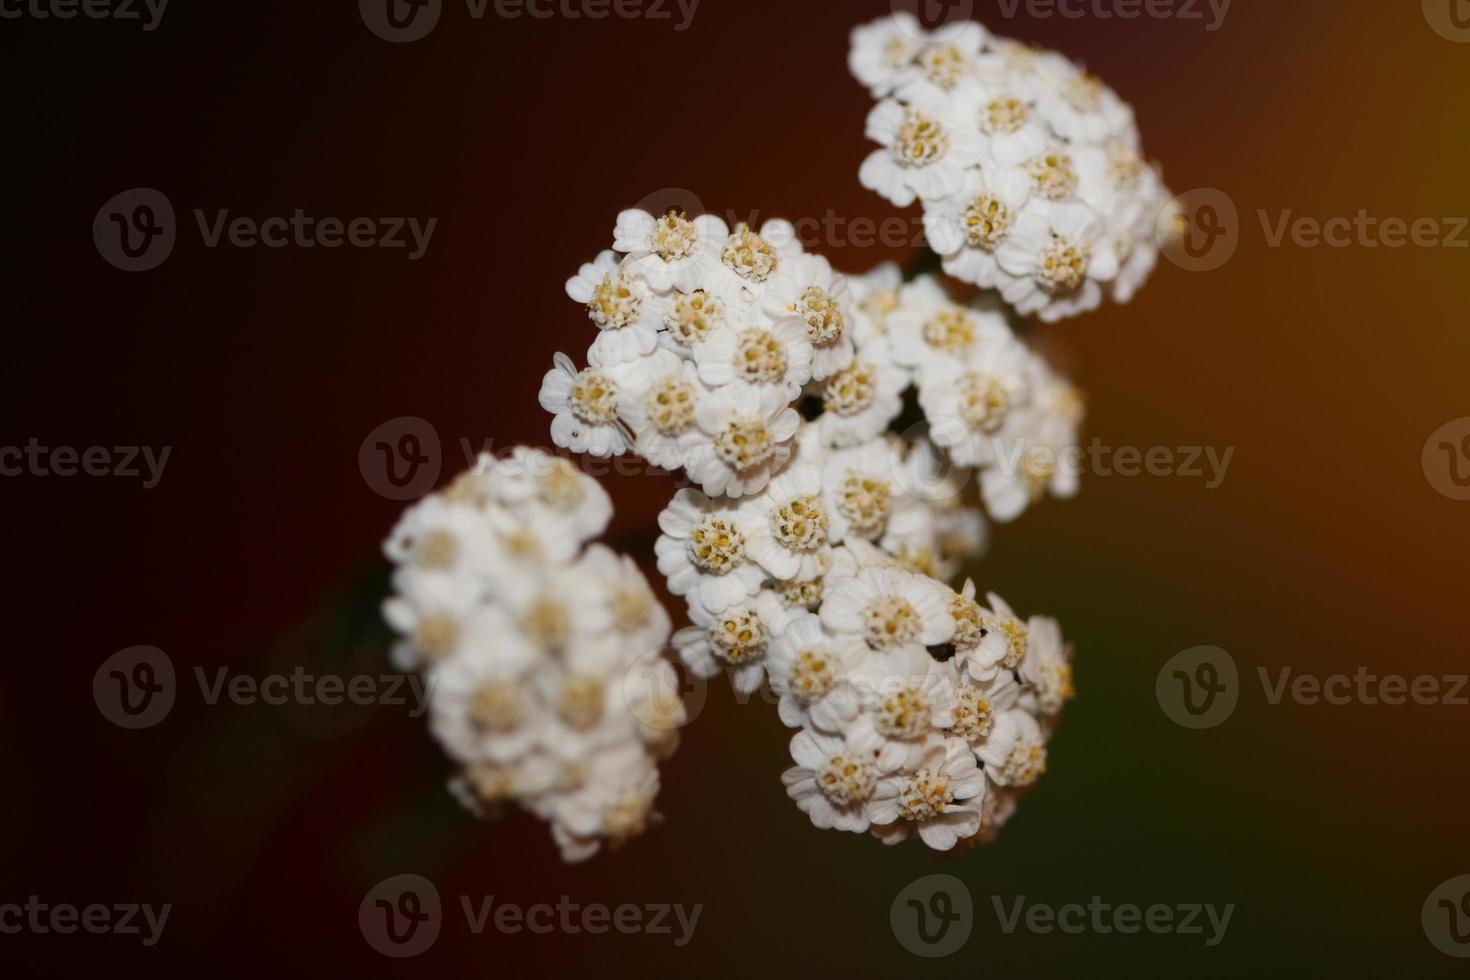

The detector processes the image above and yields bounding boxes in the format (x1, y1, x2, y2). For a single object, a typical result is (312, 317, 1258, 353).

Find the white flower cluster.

(679, 534, 1076, 851)
(541, 212, 1081, 850)
(851, 13, 1174, 322)
(381, 448, 683, 862)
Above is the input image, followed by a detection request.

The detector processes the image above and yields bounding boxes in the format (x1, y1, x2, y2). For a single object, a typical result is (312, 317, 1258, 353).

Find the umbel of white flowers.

(385, 11, 1168, 859)
(852, 12, 1174, 322)
(382, 449, 684, 862)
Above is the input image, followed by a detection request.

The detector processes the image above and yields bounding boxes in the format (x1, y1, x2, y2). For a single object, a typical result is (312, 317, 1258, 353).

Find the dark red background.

(5, 0, 1469, 975)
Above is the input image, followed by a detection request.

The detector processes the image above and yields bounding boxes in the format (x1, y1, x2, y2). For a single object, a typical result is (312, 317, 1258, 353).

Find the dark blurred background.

(4, 0, 1469, 975)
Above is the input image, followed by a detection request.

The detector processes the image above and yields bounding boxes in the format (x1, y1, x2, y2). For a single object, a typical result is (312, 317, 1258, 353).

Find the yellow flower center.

(818, 753, 876, 806)
(686, 516, 745, 573)
(715, 416, 776, 470)
(665, 289, 723, 348)
(771, 495, 829, 551)
(641, 375, 697, 435)
(896, 109, 950, 167)
(863, 596, 923, 650)
(568, 368, 620, 424)
(794, 286, 845, 344)
(837, 475, 892, 538)
(722, 223, 779, 283)
(650, 210, 700, 262)
(735, 327, 790, 384)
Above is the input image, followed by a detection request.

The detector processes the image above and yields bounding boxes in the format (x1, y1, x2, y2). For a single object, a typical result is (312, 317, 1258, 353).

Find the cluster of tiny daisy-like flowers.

(382, 448, 683, 862)
(858, 265, 1086, 524)
(542, 211, 1080, 850)
(851, 12, 1174, 322)
(541, 207, 856, 498)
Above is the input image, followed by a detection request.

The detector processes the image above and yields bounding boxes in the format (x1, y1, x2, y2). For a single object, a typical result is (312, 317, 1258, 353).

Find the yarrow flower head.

(384, 3, 1181, 863)
(518, 199, 1090, 855)
(383, 449, 679, 862)
(850, 13, 1174, 322)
